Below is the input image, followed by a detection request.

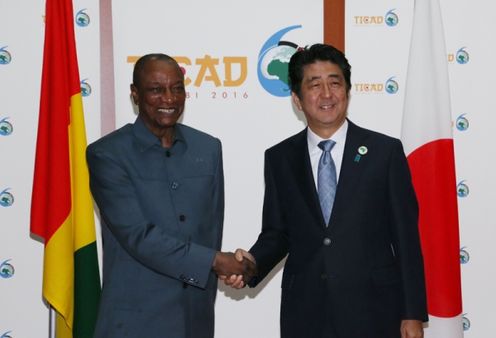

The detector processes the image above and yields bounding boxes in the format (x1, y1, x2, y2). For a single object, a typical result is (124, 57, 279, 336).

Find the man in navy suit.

(87, 53, 254, 338)
(226, 44, 427, 338)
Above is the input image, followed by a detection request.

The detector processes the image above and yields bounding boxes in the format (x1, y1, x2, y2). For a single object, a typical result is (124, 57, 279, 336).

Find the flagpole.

(49, 306, 55, 338)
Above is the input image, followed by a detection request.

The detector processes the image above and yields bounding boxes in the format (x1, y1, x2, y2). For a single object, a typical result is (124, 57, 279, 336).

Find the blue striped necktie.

(318, 140, 337, 226)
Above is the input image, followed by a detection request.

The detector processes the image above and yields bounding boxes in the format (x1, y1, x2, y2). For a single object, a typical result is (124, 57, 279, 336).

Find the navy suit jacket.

(250, 120, 427, 338)
(87, 117, 224, 338)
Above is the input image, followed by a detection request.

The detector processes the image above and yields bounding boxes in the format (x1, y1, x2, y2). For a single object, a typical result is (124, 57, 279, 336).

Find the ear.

(130, 84, 139, 105)
(291, 92, 302, 111)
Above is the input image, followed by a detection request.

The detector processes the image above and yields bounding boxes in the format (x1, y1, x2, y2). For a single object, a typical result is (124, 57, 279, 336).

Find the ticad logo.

(384, 9, 399, 27)
(354, 76, 399, 95)
(448, 47, 469, 64)
(0, 46, 12, 65)
(0, 331, 12, 338)
(81, 79, 92, 97)
(0, 117, 13, 136)
(457, 180, 469, 198)
(456, 47, 469, 64)
(460, 247, 470, 264)
(174, 55, 247, 88)
(257, 25, 302, 97)
(0, 188, 14, 207)
(455, 114, 469, 131)
(0, 259, 14, 278)
(354, 83, 384, 93)
(127, 54, 248, 100)
(384, 77, 399, 94)
(462, 314, 471, 331)
(353, 9, 399, 27)
(75, 9, 90, 27)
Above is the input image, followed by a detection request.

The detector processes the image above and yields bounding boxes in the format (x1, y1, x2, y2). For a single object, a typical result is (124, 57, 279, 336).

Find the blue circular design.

(1, 331, 12, 338)
(76, 9, 90, 27)
(0, 47, 12, 65)
(257, 25, 301, 97)
(456, 114, 469, 131)
(460, 248, 470, 264)
(0, 189, 14, 207)
(385, 10, 399, 27)
(457, 181, 469, 197)
(0, 118, 13, 136)
(0, 260, 14, 278)
(456, 48, 469, 64)
(81, 80, 92, 97)
(462, 315, 471, 331)
(385, 77, 399, 94)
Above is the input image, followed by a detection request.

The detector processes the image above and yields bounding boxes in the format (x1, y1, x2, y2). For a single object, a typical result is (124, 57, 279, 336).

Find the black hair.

(132, 53, 179, 88)
(288, 43, 351, 97)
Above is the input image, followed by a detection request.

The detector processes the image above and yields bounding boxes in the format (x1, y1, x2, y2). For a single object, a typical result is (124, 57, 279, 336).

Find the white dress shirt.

(307, 120, 348, 190)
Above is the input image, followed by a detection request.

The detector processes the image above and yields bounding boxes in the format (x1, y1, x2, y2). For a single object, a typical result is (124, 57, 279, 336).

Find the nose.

(162, 89, 175, 103)
(322, 83, 332, 98)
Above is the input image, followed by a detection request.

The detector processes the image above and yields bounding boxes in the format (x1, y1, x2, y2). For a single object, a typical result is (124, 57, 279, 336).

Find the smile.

(157, 108, 176, 115)
(320, 104, 335, 110)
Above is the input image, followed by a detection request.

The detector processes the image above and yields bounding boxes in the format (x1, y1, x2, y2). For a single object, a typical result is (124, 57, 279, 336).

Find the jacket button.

(165, 151, 171, 157)
(171, 182, 179, 189)
(323, 237, 331, 246)
(179, 215, 186, 222)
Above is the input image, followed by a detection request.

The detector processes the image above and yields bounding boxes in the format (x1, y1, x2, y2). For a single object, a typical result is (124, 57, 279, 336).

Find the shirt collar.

(307, 119, 348, 150)
(132, 116, 185, 151)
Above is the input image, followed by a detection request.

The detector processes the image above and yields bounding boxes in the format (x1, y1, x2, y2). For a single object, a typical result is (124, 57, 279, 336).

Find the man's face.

(131, 59, 186, 136)
(292, 60, 349, 138)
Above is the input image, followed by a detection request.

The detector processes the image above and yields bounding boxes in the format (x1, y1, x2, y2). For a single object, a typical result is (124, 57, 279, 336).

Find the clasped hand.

(212, 249, 256, 288)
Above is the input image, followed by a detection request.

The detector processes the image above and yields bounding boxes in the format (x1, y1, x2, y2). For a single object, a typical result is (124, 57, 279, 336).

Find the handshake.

(212, 249, 257, 289)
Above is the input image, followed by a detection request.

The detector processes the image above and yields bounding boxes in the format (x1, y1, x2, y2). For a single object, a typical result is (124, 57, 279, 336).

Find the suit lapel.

(286, 128, 326, 227)
(286, 122, 370, 229)
(330, 120, 368, 227)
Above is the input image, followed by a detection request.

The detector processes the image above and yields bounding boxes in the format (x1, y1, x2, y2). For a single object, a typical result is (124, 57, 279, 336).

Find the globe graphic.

(260, 44, 297, 85)
(456, 50, 469, 64)
(0, 121, 13, 135)
(0, 50, 11, 65)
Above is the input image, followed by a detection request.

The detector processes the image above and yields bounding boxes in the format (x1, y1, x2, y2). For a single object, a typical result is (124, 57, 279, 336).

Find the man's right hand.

(219, 248, 256, 289)
(212, 251, 256, 284)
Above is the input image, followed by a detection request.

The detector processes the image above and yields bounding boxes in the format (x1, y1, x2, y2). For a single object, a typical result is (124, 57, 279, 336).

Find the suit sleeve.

(212, 141, 225, 250)
(249, 149, 290, 286)
(86, 142, 222, 289)
(388, 140, 428, 321)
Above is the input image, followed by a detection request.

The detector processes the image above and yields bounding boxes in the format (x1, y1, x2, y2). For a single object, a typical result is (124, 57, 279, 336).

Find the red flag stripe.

(31, 0, 81, 242)
(407, 139, 462, 317)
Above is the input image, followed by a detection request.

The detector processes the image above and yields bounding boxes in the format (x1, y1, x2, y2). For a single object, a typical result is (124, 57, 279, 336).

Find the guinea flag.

(401, 0, 463, 337)
(30, 0, 101, 337)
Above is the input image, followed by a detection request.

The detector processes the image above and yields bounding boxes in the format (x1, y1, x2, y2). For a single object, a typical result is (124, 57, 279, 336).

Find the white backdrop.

(1, 0, 495, 337)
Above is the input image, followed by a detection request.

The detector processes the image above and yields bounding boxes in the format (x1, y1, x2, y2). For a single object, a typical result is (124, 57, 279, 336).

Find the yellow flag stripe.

(69, 93, 97, 251)
(43, 215, 75, 327)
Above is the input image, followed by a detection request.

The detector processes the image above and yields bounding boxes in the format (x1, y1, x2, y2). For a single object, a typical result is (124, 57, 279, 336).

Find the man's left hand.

(400, 319, 424, 338)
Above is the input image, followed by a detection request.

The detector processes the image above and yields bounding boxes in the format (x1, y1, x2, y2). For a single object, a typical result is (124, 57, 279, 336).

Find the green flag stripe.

(74, 241, 101, 338)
